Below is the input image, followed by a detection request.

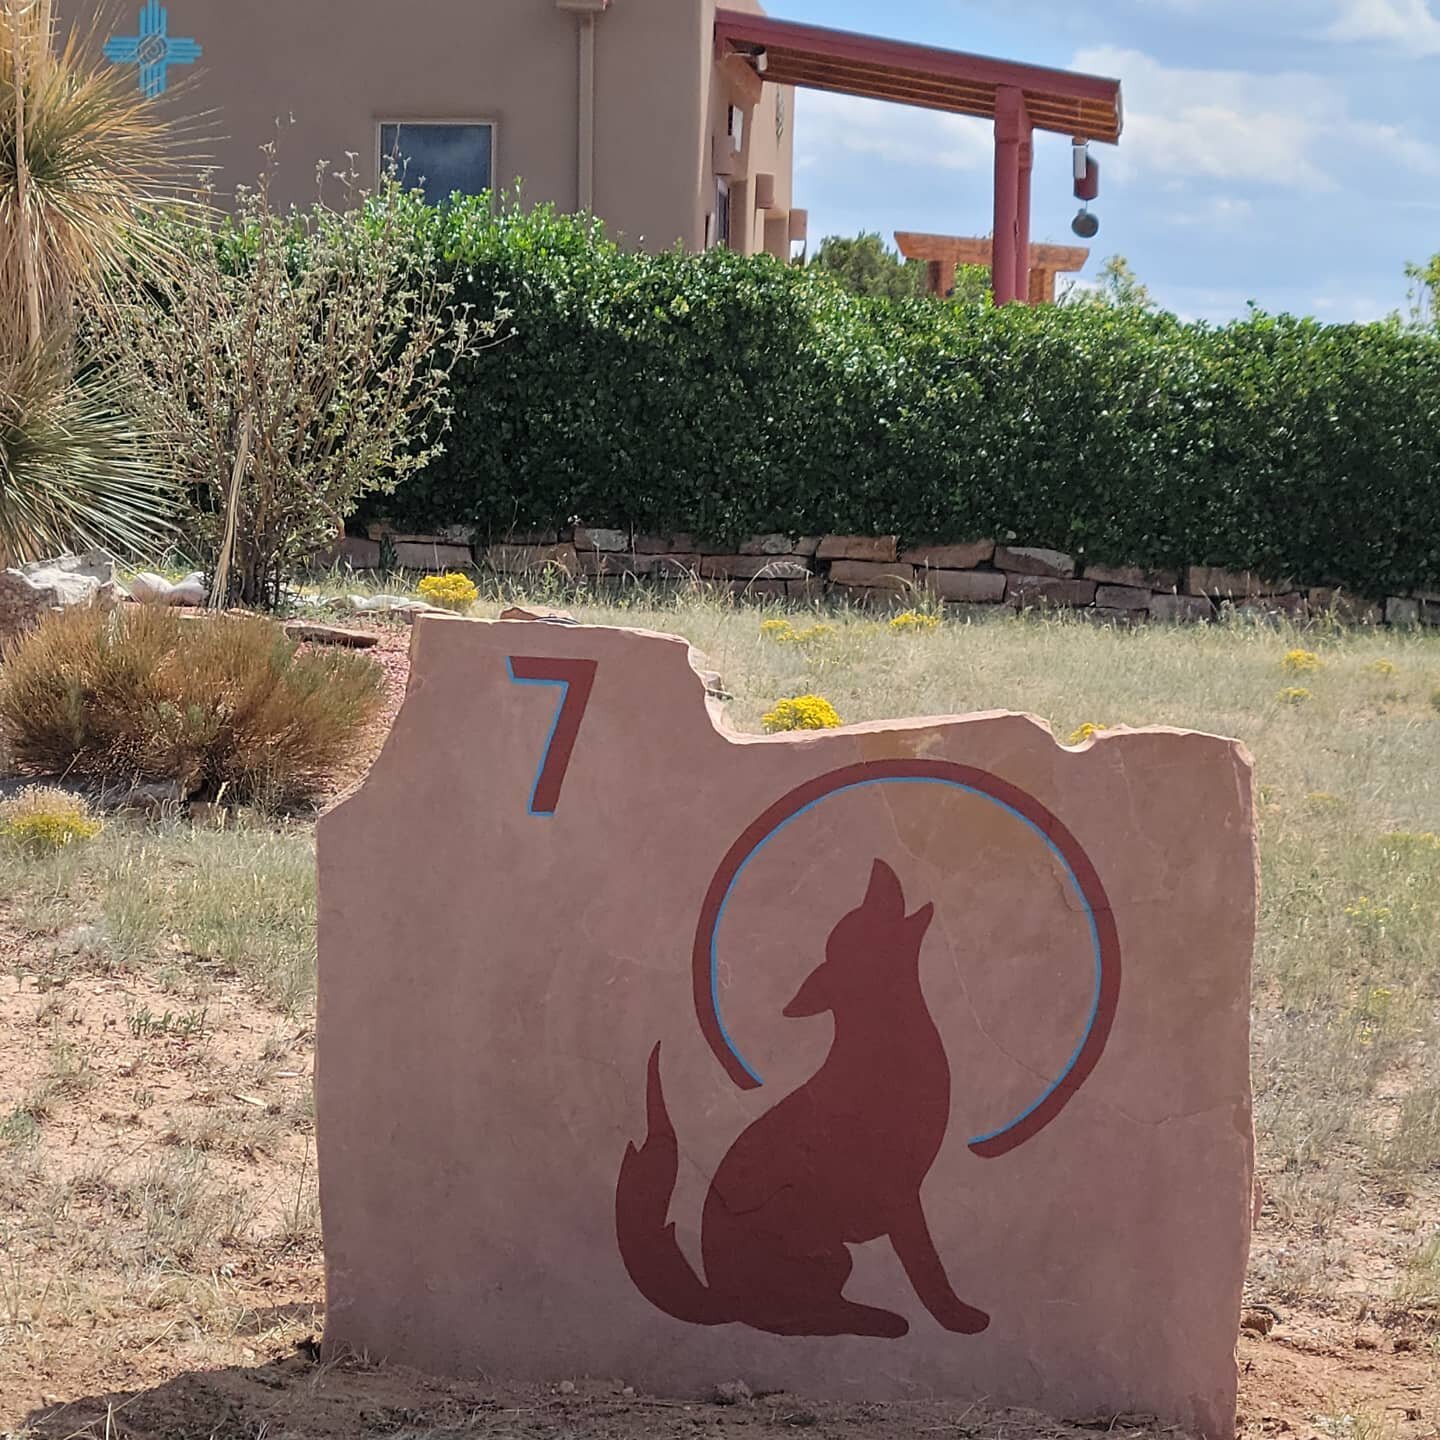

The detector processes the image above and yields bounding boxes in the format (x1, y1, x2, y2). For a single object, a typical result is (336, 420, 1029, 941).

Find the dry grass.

(0, 595, 1438, 1432)
(0, 607, 385, 809)
(0, 817, 317, 1010)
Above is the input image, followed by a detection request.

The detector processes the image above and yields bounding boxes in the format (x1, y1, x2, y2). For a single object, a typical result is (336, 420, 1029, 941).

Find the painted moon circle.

(690, 759, 1121, 1159)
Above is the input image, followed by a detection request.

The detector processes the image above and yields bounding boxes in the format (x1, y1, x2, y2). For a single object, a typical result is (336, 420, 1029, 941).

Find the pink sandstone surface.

(316, 616, 1258, 1438)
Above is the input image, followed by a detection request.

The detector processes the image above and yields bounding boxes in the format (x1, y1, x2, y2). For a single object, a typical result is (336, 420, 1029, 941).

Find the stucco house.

(79, 0, 800, 257)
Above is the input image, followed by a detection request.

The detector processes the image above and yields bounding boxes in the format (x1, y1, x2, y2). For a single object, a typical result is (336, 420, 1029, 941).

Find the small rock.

(815, 534, 899, 564)
(738, 533, 797, 557)
(1240, 1307, 1277, 1337)
(995, 545, 1077, 579)
(499, 606, 579, 625)
(574, 527, 629, 553)
(622, 1386, 636, 1398)
(558, 1380, 576, 1395)
(1353, 1327, 1382, 1351)
(169, 574, 207, 607)
(127, 571, 207, 607)
(348, 594, 440, 616)
(282, 621, 380, 648)
(713, 1380, 753, 1407)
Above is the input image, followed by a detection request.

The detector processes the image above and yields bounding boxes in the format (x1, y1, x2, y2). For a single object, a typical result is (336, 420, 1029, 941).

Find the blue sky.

(770, 0, 1440, 321)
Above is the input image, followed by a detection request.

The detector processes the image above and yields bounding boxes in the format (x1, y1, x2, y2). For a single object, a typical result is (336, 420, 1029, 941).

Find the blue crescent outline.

(706, 775, 1104, 1148)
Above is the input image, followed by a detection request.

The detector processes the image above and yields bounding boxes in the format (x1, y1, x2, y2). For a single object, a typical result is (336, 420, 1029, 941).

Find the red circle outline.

(690, 759, 1121, 1158)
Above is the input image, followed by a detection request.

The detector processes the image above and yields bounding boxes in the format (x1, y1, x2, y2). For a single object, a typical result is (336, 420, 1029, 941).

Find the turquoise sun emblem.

(104, 1, 201, 99)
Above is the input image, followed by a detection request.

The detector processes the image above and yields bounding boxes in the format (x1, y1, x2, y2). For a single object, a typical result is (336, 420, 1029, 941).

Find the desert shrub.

(0, 785, 102, 853)
(417, 572, 478, 611)
(337, 198, 1440, 597)
(103, 163, 504, 609)
(0, 607, 383, 807)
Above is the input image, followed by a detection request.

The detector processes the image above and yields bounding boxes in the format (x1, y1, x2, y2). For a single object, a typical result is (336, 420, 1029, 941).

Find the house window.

(714, 178, 731, 249)
(378, 122, 493, 205)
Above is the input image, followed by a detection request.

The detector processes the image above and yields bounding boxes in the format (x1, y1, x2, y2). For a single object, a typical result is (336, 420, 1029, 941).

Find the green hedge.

(362, 199, 1440, 595)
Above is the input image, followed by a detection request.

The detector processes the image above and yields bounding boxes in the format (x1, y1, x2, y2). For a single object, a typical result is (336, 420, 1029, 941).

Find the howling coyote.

(615, 859, 990, 1339)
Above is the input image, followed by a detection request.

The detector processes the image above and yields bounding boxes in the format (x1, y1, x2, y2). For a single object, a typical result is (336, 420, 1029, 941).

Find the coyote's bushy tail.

(614, 1044, 730, 1326)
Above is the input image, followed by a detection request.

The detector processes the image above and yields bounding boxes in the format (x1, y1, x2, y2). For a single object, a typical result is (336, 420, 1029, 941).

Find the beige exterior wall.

(64, 0, 794, 255)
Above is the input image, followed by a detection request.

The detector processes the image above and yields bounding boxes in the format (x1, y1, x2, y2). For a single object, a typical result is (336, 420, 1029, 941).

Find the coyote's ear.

(906, 901, 936, 941)
(862, 859, 907, 919)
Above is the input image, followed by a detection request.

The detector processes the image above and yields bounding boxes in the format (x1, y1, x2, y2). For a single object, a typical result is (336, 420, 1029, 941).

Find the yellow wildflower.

(1282, 649, 1323, 674)
(0, 786, 102, 855)
(1367, 659, 1398, 676)
(417, 572, 479, 612)
(1344, 895, 1392, 926)
(763, 695, 843, 733)
(1066, 722, 1108, 747)
(1277, 687, 1313, 705)
(760, 618, 794, 641)
(889, 610, 941, 634)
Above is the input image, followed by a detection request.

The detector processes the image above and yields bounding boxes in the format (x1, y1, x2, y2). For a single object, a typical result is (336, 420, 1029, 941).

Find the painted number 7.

(507, 657, 599, 817)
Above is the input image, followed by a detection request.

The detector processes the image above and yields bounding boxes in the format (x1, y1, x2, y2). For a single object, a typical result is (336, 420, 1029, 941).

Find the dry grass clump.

(0, 606, 383, 808)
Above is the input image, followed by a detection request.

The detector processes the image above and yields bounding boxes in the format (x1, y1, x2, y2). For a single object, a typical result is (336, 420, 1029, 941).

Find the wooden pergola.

(714, 10, 1123, 305)
(895, 232, 1091, 304)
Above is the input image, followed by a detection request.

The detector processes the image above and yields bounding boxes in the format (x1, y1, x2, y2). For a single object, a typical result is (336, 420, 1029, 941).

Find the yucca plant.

(0, 340, 173, 562)
(0, 0, 190, 565)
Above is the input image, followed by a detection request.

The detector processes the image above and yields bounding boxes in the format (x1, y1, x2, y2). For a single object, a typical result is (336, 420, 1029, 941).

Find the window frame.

(375, 118, 499, 204)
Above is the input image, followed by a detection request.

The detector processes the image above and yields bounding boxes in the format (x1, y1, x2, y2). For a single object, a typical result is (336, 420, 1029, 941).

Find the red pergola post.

(1016, 131, 1034, 303)
(992, 86, 1033, 306)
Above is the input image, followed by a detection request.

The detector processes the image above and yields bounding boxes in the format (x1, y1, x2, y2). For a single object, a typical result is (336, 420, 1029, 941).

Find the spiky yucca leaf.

(0, 342, 175, 563)
(0, 0, 197, 352)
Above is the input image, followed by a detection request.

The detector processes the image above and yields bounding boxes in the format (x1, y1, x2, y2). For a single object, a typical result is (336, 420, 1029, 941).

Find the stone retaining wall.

(336, 525, 1436, 626)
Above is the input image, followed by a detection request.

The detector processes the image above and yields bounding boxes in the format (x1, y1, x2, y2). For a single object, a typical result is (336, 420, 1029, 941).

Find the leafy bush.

(0, 785, 102, 854)
(0, 608, 383, 808)
(103, 164, 502, 608)
(330, 198, 1440, 596)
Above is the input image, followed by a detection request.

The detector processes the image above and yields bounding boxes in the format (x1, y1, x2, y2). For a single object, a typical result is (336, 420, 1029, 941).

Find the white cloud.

(1312, 292, 1393, 320)
(1161, 196, 1254, 227)
(1074, 45, 1440, 189)
(1327, 0, 1440, 52)
(794, 90, 992, 175)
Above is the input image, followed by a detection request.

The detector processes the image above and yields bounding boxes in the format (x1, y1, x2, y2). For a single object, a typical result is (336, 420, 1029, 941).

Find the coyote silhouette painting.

(616, 859, 993, 1339)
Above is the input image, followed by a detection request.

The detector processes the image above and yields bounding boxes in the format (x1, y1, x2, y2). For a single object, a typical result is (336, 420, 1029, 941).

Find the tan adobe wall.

(64, 0, 796, 255)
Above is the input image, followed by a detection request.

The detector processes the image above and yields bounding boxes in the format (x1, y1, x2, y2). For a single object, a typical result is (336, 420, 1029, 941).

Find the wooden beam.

(895, 232, 1090, 273)
(713, 8, 1123, 142)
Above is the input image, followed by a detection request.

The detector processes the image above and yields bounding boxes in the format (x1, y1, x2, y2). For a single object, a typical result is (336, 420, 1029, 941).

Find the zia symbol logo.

(104, 1, 201, 100)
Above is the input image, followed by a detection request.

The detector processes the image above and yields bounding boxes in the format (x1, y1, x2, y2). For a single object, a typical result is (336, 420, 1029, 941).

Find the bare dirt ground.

(3, 608, 1438, 1438)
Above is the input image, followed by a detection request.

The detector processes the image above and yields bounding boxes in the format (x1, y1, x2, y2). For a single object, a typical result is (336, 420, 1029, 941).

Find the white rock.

(1, 551, 119, 640)
(168, 576, 207, 607)
(127, 572, 175, 604)
(348, 593, 440, 614)
(127, 571, 206, 607)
